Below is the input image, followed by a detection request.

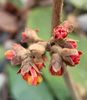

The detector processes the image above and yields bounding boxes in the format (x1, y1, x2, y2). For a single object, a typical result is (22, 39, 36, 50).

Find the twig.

(52, 0, 82, 100)
(52, 0, 63, 32)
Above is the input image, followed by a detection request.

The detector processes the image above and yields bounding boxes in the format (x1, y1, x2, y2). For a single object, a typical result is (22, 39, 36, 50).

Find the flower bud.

(5, 50, 15, 60)
(21, 28, 41, 43)
(62, 48, 82, 66)
(70, 51, 82, 65)
(53, 26, 68, 40)
(50, 53, 64, 76)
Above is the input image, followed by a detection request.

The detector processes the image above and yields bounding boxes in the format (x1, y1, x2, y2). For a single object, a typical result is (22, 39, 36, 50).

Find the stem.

(52, 0, 82, 100)
(52, 0, 63, 32)
(63, 67, 82, 100)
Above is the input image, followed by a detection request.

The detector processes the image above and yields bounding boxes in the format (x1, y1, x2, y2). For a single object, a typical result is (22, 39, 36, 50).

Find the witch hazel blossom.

(5, 38, 46, 85)
(5, 20, 82, 85)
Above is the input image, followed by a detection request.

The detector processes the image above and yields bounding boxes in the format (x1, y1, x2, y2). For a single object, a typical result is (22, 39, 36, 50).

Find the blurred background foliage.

(69, 0, 87, 10)
(0, 0, 87, 100)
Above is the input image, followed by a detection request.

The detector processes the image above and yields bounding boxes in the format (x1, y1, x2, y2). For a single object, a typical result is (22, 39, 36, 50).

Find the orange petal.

(23, 73, 30, 81)
(5, 50, 15, 60)
(32, 77, 38, 86)
(27, 75, 43, 86)
(27, 76, 34, 85)
(37, 75, 43, 84)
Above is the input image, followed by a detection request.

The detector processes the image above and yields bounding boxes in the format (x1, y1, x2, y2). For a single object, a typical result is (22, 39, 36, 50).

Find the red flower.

(50, 66, 64, 76)
(53, 26, 68, 39)
(62, 49, 82, 66)
(20, 67, 43, 86)
(67, 39, 77, 48)
(5, 50, 16, 60)
(70, 51, 82, 65)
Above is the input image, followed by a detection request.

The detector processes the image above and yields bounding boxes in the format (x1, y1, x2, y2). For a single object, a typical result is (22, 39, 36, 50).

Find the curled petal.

(30, 67, 37, 77)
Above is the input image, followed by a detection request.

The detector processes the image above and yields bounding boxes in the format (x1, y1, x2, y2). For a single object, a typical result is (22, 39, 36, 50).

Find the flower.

(70, 51, 82, 65)
(19, 67, 43, 86)
(50, 66, 64, 76)
(21, 28, 40, 43)
(62, 49, 82, 66)
(53, 26, 68, 40)
(5, 50, 15, 60)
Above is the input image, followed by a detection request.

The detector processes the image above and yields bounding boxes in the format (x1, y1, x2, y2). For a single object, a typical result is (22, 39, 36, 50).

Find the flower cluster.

(49, 21, 82, 75)
(5, 29, 47, 86)
(5, 21, 82, 85)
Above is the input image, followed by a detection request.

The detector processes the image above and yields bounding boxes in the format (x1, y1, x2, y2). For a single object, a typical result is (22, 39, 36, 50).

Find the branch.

(52, 0, 63, 32)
